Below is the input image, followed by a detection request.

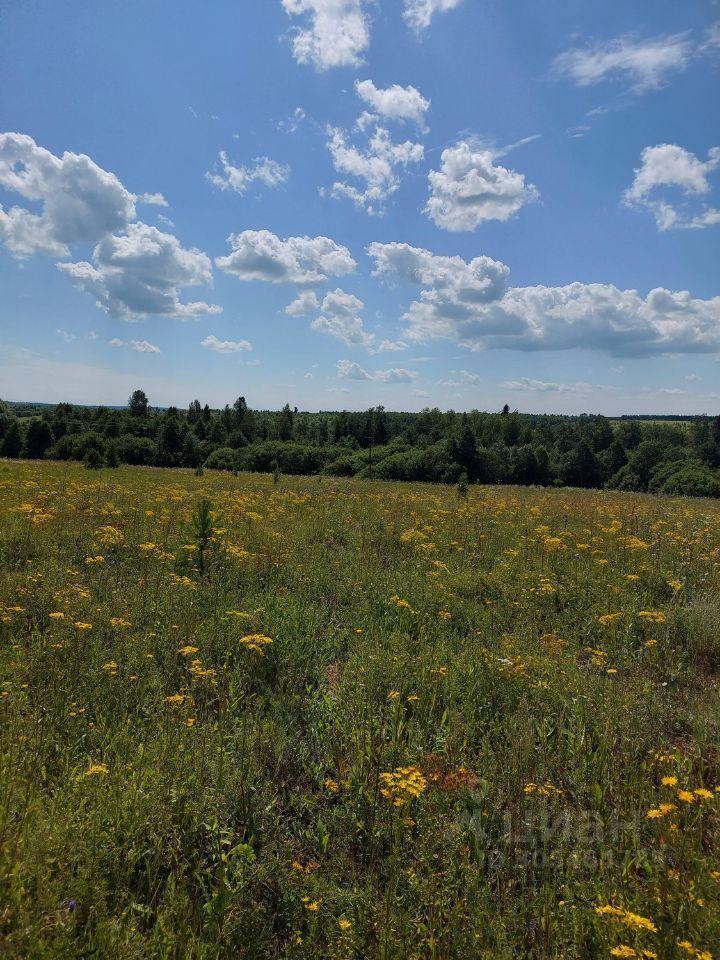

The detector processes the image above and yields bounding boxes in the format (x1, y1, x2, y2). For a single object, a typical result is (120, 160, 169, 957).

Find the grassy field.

(1, 461, 719, 960)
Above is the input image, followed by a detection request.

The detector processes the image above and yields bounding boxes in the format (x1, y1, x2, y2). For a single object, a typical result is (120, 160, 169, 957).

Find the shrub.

(238, 442, 329, 476)
(371, 449, 427, 481)
(114, 435, 157, 466)
(660, 464, 720, 499)
(323, 454, 357, 477)
(204, 447, 239, 472)
(83, 447, 105, 470)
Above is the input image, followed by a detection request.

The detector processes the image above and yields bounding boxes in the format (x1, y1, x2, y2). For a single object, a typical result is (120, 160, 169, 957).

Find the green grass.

(0, 460, 719, 959)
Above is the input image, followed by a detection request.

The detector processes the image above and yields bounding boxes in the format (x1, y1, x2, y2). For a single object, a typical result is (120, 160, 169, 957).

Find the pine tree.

(128, 390, 149, 417)
(1, 421, 23, 458)
(24, 419, 53, 459)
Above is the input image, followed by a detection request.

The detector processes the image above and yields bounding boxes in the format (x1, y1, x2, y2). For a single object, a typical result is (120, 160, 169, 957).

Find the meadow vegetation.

(1, 460, 719, 959)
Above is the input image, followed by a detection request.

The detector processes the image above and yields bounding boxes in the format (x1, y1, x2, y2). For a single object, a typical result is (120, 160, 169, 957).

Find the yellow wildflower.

(597, 612, 624, 625)
(524, 782, 563, 797)
(621, 536, 649, 550)
(678, 941, 713, 960)
(164, 694, 186, 706)
(595, 905, 657, 933)
(84, 763, 109, 777)
(379, 765, 427, 807)
(239, 634, 273, 655)
(187, 660, 217, 680)
(638, 610, 666, 624)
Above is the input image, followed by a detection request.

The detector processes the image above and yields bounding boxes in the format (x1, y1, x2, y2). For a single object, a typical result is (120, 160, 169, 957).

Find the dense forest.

(1, 391, 720, 497)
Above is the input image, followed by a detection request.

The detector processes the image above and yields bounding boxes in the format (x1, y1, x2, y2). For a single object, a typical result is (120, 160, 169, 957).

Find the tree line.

(1, 390, 719, 498)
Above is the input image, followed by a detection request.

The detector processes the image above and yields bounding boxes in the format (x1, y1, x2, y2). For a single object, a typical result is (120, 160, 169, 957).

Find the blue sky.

(1, 0, 719, 413)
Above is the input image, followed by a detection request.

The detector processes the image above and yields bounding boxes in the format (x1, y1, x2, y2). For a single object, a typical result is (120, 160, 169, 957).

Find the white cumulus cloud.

(377, 367, 417, 382)
(0, 132, 137, 257)
(376, 339, 407, 352)
(402, 0, 463, 32)
(206, 152, 290, 195)
(137, 192, 168, 207)
(369, 240, 510, 308)
(368, 241, 720, 356)
(201, 334, 252, 353)
(500, 378, 597, 394)
(326, 123, 424, 215)
(109, 337, 161, 354)
(624, 143, 720, 230)
(58, 221, 221, 320)
(131, 339, 161, 353)
(285, 290, 320, 315)
(311, 288, 374, 348)
(281, 0, 370, 70)
(336, 359, 371, 380)
(0, 132, 224, 325)
(438, 370, 481, 386)
(355, 79, 429, 128)
(337, 359, 417, 381)
(426, 141, 538, 231)
(216, 229, 356, 285)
